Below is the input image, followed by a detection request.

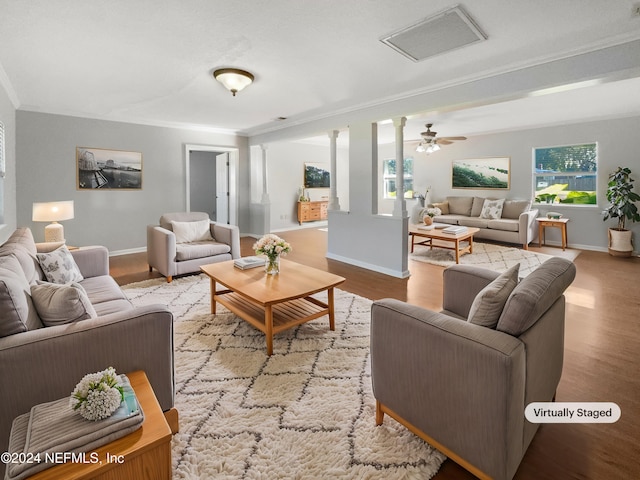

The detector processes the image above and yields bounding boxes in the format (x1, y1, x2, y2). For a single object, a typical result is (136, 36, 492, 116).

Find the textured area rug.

(123, 275, 445, 479)
(410, 241, 556, 277)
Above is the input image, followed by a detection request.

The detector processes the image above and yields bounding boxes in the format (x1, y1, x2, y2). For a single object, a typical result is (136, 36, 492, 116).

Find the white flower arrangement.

(69, 367, 124, 421)
(253, 234, 292, 260)
(425, 207, 442, 217)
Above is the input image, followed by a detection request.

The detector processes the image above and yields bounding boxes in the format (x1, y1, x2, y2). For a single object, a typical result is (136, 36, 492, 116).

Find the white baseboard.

(325, 252, 410, 279)
(109, 246, 146, 257)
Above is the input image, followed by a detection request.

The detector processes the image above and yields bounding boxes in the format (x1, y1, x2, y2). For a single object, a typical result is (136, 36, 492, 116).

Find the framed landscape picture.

(452, 157, 510, 189)
(77, 147, 143, 190)
(304, 162, 330, 188)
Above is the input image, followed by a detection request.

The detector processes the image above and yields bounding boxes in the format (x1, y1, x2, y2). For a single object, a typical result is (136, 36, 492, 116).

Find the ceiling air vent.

(380, 5, 486, 62)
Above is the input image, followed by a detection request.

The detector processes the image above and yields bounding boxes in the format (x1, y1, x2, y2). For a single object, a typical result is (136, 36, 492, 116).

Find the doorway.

(185, 144, 239, 225)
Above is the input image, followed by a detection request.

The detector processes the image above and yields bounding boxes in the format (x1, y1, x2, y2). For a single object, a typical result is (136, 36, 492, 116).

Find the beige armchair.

(147, 212, 241, 282)
(371, 258, 576, 480)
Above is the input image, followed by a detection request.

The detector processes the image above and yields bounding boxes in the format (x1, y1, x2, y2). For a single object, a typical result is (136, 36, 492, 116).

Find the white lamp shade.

(32, 201, 75, 222)
(213, 68, 254, 95)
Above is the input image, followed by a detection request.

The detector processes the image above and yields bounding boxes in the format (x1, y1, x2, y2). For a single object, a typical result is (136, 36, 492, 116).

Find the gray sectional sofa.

(427, 196, 539, 249)
(0, 228, 176, 475)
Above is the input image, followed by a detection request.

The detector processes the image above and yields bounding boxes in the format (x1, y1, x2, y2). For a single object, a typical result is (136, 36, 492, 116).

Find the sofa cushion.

(487, 219, 520, 232)
(459, 217, 490, 229)
(471, 196, 486, 217)
(0, 256, 43, 337)
(79, 276, 129, 305)
(176, 241, 231, 261)
(431, 202, 449, 215)
(0, 244, 41, 285)
(36, 245, 84, 284)
(497, 257, 576, 336)
(502, 200, 531, 219)
(480, 198, 505, 219)
(447, 196, 473, 216)
(468, 263, 520, 328)
(2, 227, 38, 256)
(433, 215, 465, 225)
(30, 281, 97, 326)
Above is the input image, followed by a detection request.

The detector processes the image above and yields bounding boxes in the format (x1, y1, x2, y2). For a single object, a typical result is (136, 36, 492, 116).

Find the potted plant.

(603, 166, 640, 257)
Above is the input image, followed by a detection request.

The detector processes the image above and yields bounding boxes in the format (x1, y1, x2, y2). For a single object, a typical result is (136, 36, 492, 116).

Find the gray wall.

(264, 140, 349, 231)
(391, 115, 640, 251)
(16, 111, 249, 252)
(0, 82, 16, 243)
(189, 150, 218, 220)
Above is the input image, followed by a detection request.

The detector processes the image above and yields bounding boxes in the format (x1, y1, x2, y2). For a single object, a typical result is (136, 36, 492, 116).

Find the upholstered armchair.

(371, 258, 576, 480)
(147, 212, 240, 282)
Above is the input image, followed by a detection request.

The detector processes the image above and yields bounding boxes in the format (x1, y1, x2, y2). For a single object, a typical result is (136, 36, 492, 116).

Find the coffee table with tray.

(201, 259, 345, 355)
(409, 224, 480, 264)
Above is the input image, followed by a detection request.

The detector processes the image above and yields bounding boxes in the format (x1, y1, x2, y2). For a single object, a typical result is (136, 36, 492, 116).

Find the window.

(533, 143, 597, 205)
(383, 157, 414, 199)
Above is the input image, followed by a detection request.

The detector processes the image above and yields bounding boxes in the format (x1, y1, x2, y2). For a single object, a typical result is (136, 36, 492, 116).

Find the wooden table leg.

(210, 277, 216, 314)
(265, 305, 274, 356)
(410, 233, 415, 253)
(539, 223, 544, 248)
(562, 224, 567, 250)
(328, 287, 336, 331)
(469, 235, 474, 253)
(455, 239, 461, 264)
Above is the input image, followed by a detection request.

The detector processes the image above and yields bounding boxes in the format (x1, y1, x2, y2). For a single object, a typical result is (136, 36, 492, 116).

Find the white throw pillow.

(36, 245, 84, 284)
(171, 220, 214, 243)
(479, 198, 505, 219)
(467, 263, 520, 329)
(30, 281, 97, 326)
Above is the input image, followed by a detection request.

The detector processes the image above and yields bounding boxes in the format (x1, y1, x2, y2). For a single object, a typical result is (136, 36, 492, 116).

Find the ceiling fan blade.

(437, 139, 453, 145)
(439, 136, 467, 141)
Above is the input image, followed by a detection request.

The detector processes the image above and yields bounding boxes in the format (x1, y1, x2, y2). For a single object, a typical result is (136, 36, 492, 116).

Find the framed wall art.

(452, 157, 510, 189)
(304, 162, 330, 188)
(77, 147, 142, 190)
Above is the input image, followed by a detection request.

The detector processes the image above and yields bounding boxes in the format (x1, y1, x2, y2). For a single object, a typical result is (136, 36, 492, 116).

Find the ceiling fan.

(416, 123, 467, 153)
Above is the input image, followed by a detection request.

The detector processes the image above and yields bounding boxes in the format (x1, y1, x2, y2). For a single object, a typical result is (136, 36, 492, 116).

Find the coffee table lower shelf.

(214, 290, 335, 353)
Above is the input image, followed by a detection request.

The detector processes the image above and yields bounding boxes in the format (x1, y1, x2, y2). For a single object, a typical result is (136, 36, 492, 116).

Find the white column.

(392, 117, 408, 218)
(328, 130, 341, 211)
(260, 144, 270, 204)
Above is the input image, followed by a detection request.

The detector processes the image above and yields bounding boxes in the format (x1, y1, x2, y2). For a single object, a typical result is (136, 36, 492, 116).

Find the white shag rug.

(410, 241, 555, 277)
(123, 276, 446, 479)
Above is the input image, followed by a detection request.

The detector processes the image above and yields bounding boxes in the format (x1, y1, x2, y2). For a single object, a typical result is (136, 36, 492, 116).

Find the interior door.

(216, 152, 229, 224)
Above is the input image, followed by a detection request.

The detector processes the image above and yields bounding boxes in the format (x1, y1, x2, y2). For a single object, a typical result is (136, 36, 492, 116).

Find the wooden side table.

(28, 371, 172, 480)
(537, 217, 569, 250)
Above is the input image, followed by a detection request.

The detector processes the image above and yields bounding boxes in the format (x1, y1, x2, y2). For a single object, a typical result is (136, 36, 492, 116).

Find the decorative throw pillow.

(171, 220, 214, 243)
(30, 281, 97, 326)
(431, 202, 449, 215)
(467, 263, 520, 329)
(480, 198, 505, 219)
(36, 245, 84, 284)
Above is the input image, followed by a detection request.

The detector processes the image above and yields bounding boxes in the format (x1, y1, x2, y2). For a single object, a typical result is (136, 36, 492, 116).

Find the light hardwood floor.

(109, 228, 640, 480)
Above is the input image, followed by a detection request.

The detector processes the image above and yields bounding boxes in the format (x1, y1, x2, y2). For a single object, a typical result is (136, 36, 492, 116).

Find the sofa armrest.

(0, 304, 174, 459)
(442, 265, 500, 318)
(212, 222, 241, 259)
(370, 298, 525, 479)
(70, 246, 110, 278)
(519, 209, 539, 246)
(147, 225, 177, 276)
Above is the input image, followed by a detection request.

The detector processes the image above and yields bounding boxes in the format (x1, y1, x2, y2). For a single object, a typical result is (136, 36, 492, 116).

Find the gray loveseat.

(0, 228, 176, 475)
(371, 257, 576, 480)
(426, 196, 539, 249)
(147, 212, 241, 282)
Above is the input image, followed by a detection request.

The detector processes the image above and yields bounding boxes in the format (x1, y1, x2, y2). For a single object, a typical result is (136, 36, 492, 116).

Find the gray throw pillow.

(467, 263, 520, 328)
(479, 198, 505, 219)
(30, 281, 97, 326)
(36, 245, 84, 284)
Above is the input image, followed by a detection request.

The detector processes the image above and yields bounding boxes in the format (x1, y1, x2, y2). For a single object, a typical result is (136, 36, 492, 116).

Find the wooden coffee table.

(409, 225, 480, 264)
(201, 259, 345, 355)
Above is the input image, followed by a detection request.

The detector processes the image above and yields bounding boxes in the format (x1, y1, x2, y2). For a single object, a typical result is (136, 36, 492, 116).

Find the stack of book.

(234, 256, 266, 270)
(442, 225, 469, 234)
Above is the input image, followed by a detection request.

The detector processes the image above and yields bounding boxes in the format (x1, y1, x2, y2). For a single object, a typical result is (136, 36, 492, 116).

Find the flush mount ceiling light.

(213, 68, 254, 96)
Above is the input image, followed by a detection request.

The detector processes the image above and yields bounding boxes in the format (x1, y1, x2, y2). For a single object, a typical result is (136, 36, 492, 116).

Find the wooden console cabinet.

(298, 201, 328, 225)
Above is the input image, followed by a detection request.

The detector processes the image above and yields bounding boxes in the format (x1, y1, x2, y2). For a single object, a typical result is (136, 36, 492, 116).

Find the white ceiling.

(1, 1, 640, 141)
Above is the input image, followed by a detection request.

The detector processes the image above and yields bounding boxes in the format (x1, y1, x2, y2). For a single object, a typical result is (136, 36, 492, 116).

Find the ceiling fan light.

(416, 143, 426, 152)
(213, 68, 254, 96)
(431, 143, 441, 152)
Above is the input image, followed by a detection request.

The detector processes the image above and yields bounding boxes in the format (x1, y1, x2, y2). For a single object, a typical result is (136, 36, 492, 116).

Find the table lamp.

(32, 201, 75, 243)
